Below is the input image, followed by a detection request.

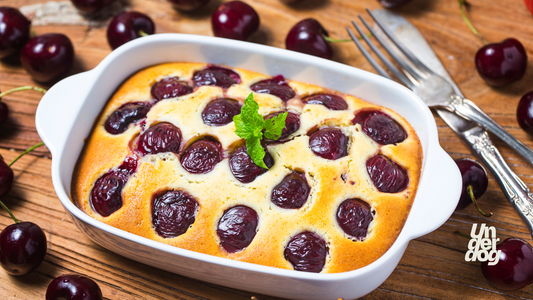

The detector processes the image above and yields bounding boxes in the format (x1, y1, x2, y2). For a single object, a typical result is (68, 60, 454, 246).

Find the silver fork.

(348, 9, 533, 238)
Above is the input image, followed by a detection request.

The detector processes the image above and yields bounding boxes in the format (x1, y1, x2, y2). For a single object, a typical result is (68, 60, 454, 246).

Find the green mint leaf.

(233, 92, 286, 169)
(264, 112, 288, 140)
(246, 136, 268, 169)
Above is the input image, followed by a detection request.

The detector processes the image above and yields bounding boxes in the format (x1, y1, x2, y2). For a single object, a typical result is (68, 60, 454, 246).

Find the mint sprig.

(233, 93, 287, 169)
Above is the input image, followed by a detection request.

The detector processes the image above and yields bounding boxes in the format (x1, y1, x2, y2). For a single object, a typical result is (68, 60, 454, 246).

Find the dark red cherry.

(0, 156, 14, 198)
(46, 274, 103, 300)
(517, 90, 533, 136)
(20, 33, 75, 83)
(70, 0, 115, 14)
(264, 111, 300, 141)
(271, 172, 310, 209)
(90, 157, 138, 217)
(217, 205, 258, 253)
(455, 158, 488, 211)
(366, 154, 408, 193)
(193, 66, 241, 88)
(481, 238, 533, 290)
(376, 0, 414, 8)
(284, 231, 327, 273)
(107, 11, 155, 50)
(137, 122, 182, 155)
(250, 75, 295, 102)
(229, 145, 274, 183)
(302, 94, 348, 110)
(151, 77, 193, 101)
(0, 222, 47, 276)
(336, 199, 373, 240)
(475, 38, 527, 86)
(104, 102, 151, 134)
(0, 102, 9, 124)
(354, 110, 407, 145)
(285, 18, 333, 60)
(211, 1, 260, 41)
(167, 0, 210, 11)
(202, 98, 242, 126)
(0, 7, 31, 59)
(152, 190, 199, 238)
(180, 139, 222, 174)
(309, 127, 348, 160)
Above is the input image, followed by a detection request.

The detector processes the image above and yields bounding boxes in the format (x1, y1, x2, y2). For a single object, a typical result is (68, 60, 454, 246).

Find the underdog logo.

(465, 223, 501, 266)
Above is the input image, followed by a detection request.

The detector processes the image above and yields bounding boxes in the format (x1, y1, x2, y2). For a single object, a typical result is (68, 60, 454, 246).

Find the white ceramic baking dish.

(35, 33, 461, 300)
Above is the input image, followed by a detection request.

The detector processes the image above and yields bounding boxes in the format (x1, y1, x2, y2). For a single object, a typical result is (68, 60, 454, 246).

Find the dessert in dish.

(71, 62, 422, 273)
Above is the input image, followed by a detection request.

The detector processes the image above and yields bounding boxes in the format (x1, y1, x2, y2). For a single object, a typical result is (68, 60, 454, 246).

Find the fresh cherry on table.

(285, 18, 333, 60)
(20, 33, 75, 83)
(211, 1, 259, 41)
(167, 0, 210, 11)
(481, 238, 533, 290)
(0, 221, 47, 276)
(107, 11, 155, 50)
(70, 0, 115, 14)
(377, 0, 413, 8)
(454, 158, 489, 214)
(0, 7, 31, 59)
(475, 38, 527, 87)
(46, 274, 103, 300)
(517, 90, 533, 136)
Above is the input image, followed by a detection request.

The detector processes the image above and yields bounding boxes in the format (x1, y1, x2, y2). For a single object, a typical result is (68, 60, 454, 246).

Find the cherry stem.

(467, 185, 493, 217)
(139, 30, 149, 37)
(0, 200, 18, 223)
(0, 86, 47, 99)
(9, 142, 45, 167)
(458, 0, 489, 45)
(455, 231, 472, 240)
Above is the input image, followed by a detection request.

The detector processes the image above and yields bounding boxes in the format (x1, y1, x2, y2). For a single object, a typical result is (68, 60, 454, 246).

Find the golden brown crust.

(71, 62, 422, 273)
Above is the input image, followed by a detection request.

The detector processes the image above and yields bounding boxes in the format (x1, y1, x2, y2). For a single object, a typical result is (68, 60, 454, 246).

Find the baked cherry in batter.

(309, 127, 348, 160)
(180, 138, 223, 174)
(271, 172, 310, 209)
(104, 102, 151, 134)
(137, 122, 182, 155)
(193, 66, 241, 88)
(151, 77, 193, 101)
(302, 94, 348, 111)
(90, 157, 138, 217)
(284, 231, 328, 273)
(202, 98, 241, 126)
(366, 154, 408, 193)
(354, 110, 407, 145)
(250, 75, 295, 102)
(217, 205, 258, 253)
(337, 199, 373, 240)
(152, 190, 199, 238)
(229, 145, 274, 183)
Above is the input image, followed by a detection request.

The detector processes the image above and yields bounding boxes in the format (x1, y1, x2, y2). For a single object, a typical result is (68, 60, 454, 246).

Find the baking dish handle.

(35, 72, 90, 156)
(406, 146, 461, 239)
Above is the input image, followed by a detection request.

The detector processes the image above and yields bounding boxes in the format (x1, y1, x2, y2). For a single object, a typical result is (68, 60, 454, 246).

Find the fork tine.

(348, 21, 416, 89)
(358, 15, 425, 83)
(366, 8, 433, 75)
(345, 27, 391, 80)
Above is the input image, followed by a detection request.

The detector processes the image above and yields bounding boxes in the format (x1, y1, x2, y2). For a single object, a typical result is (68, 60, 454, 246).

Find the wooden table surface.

(1, 0, 533, 299)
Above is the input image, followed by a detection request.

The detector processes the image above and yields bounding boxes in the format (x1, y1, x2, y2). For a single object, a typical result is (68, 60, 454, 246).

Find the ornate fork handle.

(463, 126, 533, 234)
(448, 94, 533, 165)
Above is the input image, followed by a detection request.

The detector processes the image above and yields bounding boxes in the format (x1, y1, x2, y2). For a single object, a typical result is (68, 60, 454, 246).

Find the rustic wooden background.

(1, 0, 533, 299)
